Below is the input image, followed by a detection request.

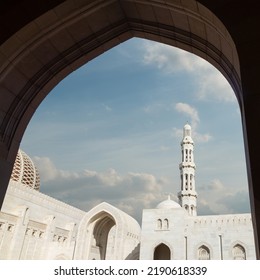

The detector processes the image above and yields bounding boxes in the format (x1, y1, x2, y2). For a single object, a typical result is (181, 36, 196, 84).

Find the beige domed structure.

(10, 150, 40, 191)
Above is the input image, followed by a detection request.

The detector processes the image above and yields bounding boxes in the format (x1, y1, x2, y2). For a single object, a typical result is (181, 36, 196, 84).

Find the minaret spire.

(178, 123, 197, 216)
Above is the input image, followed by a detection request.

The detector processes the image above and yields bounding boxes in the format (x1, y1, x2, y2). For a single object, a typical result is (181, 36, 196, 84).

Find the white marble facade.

(0, 125, 256, 259)
(139, 125, 256, 260)
(139, 198, 255, 260)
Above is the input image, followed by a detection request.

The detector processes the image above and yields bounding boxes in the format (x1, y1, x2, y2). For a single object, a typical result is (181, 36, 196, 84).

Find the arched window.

(198, 245, 210, 260)
(185, 174, 188, 190)
(157, 219, 162, 230)
(190, 174, 193, 189)
(163, 219, 169, 230)
(191, 205, 194, 215)
(154, 243, 171, 260)
(233, 244, 246, 260)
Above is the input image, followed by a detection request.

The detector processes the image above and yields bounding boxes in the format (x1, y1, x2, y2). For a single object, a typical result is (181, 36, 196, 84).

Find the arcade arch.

(86, 213, 116, 260)
(74, 202, 140, 260)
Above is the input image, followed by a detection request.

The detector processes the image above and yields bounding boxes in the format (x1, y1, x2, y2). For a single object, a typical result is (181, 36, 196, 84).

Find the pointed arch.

(0, 0, 241, 212)
(198, 245, 210, 260)
(1, 0, 259, 258)
(163, 218, 169, 230)
(154, 243, 171, 260)
(89, 214, 116, 260)
(74, 202, 140, 260)
(233, 244, 246, 260)
(157, 219, 162, 230)
(54, 254, 70, 260)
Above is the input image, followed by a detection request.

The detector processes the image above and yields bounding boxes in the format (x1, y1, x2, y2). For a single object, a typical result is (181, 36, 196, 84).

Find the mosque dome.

(10, 149, 40, 191)
(156, 196, 181, 209)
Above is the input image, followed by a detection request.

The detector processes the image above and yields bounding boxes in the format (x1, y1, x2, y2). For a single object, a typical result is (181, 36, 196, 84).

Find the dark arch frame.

(0, 0, 259, 258)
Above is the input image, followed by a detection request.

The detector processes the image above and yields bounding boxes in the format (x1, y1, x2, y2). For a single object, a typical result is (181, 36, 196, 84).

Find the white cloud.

(193, 133, 212, 143)
(102, 104, 112, 112)
(33, 156, 250, 221)
(143, 41, 207, 73)
(197, 69, 235, 102)
(197, 178, 250, 215)
(143, 103, 164, 113)
(160, 145, 170, 151)
(142, 41, 236, 103)
(175, 102, 200, 129)
(172, 102, 212, 143)
(33, 156, 74, 182)
(200, 179, 225, 191)
(33, 156, 170, 223)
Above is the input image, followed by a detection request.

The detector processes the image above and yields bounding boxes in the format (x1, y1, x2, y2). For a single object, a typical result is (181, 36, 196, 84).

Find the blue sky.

(21, 38, 250, 222)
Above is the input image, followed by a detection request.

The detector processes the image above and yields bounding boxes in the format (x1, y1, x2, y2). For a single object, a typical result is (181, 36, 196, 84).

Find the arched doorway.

(89, 215, 116, 260)
(154, 243, 171, 260)
(74, 202, 140, 260)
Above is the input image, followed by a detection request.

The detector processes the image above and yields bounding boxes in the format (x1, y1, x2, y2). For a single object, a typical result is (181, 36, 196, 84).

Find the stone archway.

(154, 243, 171, 260)
(0, 0, 259, 258)
(87, 214, 116, 260)
(74, 202, 140, 260)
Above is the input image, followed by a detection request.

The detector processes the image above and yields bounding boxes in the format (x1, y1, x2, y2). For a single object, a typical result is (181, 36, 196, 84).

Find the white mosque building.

(0, 124, 256, 260)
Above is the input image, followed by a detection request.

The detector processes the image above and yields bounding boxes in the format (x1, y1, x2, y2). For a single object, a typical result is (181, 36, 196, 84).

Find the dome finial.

(163, 192, 172, 200)
(183, 122, 191, 137)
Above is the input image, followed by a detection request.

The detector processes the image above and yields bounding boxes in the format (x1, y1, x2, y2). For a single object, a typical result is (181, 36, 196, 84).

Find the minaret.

(178, 123, 197, 216)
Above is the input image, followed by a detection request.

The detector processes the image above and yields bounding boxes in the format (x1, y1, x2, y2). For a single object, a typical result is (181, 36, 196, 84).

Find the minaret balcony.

(179, 163, 196, 169)
(178, 190, 197, 197)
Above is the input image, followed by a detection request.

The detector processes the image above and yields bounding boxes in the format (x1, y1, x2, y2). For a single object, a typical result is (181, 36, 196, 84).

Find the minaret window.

(191, 205, 194, 215)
